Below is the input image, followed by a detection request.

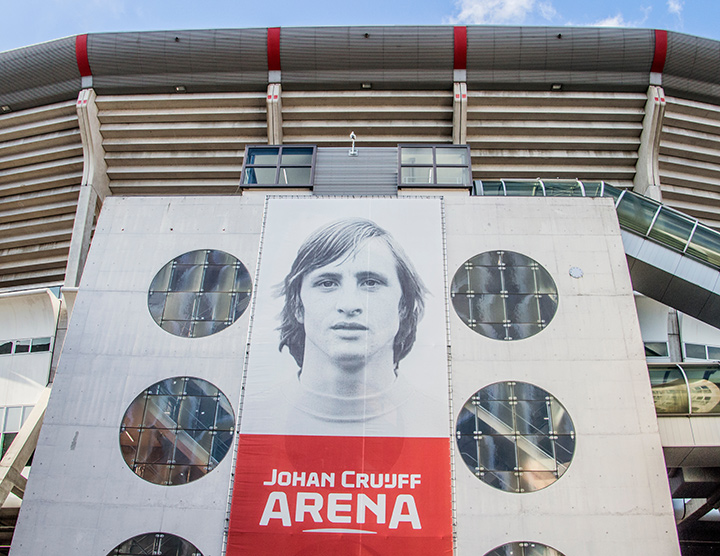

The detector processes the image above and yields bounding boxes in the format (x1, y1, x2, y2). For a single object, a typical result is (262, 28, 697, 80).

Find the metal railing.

(473, 179, 720, 270)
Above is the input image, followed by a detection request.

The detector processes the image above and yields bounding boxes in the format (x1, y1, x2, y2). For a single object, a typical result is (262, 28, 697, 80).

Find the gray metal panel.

(88, 29, 268, 94)
(313, 147, 398, 195)
(280, 26, 453, 90)
(663, 32, 720, 105)
(466, 26, 653, 92)
(0, 37, 81, 111)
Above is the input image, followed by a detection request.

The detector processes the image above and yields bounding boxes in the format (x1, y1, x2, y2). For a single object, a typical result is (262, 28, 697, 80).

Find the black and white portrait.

(240, 198, 449, 438)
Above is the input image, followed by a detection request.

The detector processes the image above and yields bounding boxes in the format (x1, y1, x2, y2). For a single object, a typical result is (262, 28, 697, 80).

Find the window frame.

(398, 144, 472, 189)
(240, 145, 317, 187)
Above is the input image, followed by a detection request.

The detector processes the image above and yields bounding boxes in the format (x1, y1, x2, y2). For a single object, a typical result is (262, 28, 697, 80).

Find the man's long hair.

(277, 218, 427, 369)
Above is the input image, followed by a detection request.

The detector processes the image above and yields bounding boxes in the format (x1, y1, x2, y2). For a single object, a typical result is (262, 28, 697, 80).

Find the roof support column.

(634, 85, 666, 201)
(267, 83, 283, 145)
(453, 82, 468, 145)
(65, 89, 110, 288)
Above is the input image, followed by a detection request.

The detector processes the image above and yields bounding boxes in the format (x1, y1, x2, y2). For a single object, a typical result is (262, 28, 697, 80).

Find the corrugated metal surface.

(466, 26, 654, 91)
(282, 90, 453, 146)
(88, 29, 268, 94)
(0, 101, 82, 289)
(659, 95, 720, 231)
(0, 37, 80, 111)
(280, 26, 453, 90)
(97, 92, 267, 194)
(467, 90, 645, 187)
(313, 147, 398, 195)
(663, 33, 720, 105)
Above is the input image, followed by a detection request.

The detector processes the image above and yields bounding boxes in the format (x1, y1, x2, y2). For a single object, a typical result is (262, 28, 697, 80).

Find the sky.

(2, 0, 719, 53)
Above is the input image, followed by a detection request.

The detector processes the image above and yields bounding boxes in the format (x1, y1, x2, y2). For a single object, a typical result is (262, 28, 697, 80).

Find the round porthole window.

(451, 251, 558, 341)
(456, 381, 575, 493)
(107, 532, 202, 555)
(148, 249, 252, 338)
(119, 377, 235, 486)
(484, 542, 566, 556)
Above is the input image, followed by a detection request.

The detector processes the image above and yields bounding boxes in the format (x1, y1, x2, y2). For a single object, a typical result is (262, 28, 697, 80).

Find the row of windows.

(240, 145, 473, 188)
(0, 337, 51, 356)
(644, 341, 720, 361)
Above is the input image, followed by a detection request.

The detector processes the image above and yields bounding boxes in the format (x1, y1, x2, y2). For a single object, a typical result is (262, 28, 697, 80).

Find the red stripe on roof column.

(454, 26, 467, 70)
(651, 29, 668, 74)
(75, 34, 92, 77)
(267, 27, 281, 71)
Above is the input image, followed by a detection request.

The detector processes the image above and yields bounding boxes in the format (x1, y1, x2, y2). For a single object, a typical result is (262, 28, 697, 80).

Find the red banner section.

(228, 434, 453, 556)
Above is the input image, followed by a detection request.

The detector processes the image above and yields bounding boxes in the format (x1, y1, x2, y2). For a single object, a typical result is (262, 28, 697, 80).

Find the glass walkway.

(473, 179, 720, 329)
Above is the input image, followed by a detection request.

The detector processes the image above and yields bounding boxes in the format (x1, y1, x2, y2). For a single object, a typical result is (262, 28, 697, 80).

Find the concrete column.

(266, 83, 283, 145)
(634, 85, 666, 201)
(65, 89, 110, 288)
(453, 82, 468, 145)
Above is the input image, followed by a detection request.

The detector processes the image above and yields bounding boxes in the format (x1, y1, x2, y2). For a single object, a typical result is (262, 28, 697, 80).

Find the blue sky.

(2, 0, 718, 53)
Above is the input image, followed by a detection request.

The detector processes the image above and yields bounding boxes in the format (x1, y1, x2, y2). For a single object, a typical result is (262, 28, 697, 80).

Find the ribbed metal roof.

(2, 26, 720, 111)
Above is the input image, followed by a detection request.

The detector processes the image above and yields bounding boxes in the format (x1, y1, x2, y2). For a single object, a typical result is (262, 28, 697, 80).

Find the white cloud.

(447, 0, 556, 25)
(667, 0, 683, 16)
(588, 7, 650, 29)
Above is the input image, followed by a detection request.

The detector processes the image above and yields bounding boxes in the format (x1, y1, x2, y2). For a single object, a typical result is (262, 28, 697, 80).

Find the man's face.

(297, 237, 403, 370)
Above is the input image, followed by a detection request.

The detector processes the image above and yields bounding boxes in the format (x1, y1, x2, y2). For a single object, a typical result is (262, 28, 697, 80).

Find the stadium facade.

(1, 25, 720, 556)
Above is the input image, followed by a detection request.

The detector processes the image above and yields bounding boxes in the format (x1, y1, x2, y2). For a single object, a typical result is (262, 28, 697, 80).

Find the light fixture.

(0, 105, 10, 113)
(361, 83, 372, 89)
(174, 85, 186, 93)
(348, 131, 358, 156)
(551, 83, 563, 91)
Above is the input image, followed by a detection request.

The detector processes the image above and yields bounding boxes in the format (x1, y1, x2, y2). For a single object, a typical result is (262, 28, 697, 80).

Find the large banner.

(227, 198, 452, 555)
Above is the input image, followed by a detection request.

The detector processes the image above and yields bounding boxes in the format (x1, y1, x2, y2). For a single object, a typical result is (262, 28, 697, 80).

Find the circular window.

(456, 381, 575, 493)
(107, 532, 202, 555)
(119, 377, 235, 486)
(451, 251, 558, 341)
(485, 542, 566, 556)
(148, 249, 252, 338)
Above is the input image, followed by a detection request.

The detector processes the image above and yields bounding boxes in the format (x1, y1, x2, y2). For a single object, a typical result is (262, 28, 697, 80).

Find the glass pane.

(478, 434, 517, 471)
(135, 428, 175, 464)
(514, 401, 550, 434)
(400, 166, 433, 184)
(202, 265, 237, 292)
(4, 407, 22, 432)
(435, 147, 468, 165)
(685, 367, 720, 414)
(0, 342, 12, 355)
(246, 147, 278, 165)
(649, 368, 689, 414)
(602, 183, 623, 201)
(708, 346, 720, 359)
(401, 147, 433, 165)
(647, 207, 695, 251)
(243, 167, 277, 185)
(686, 224, 720, 268)
(163, 292, 198, 321)
(175, 251, 206, 265)
(476, 400, 514, 432)
(686, 343, 707, 359)
(505, 294, 541, 324)
(169, 265, 203, 292)
(280, 147, 313, 165)
(504, 181, 542, 196)
(207, 250, 234, 265)
(470, 294, 506, 323)
(466, 266, 503, 293)
(31, 337, 51, 352)
(583, 181, 604, 197)
(149, 262, 172, 292)
(543, 181, 583, 197)
(504, 266, 538, 293)
(616, 192, 661, 235)
(645, 342, 669, 357)
(278, 166, 312, 185)
(14, 340, 30, 354)
(478, 180, 505, 196)
(195, 292, 233, 322)
(436, 167, 470, 185)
